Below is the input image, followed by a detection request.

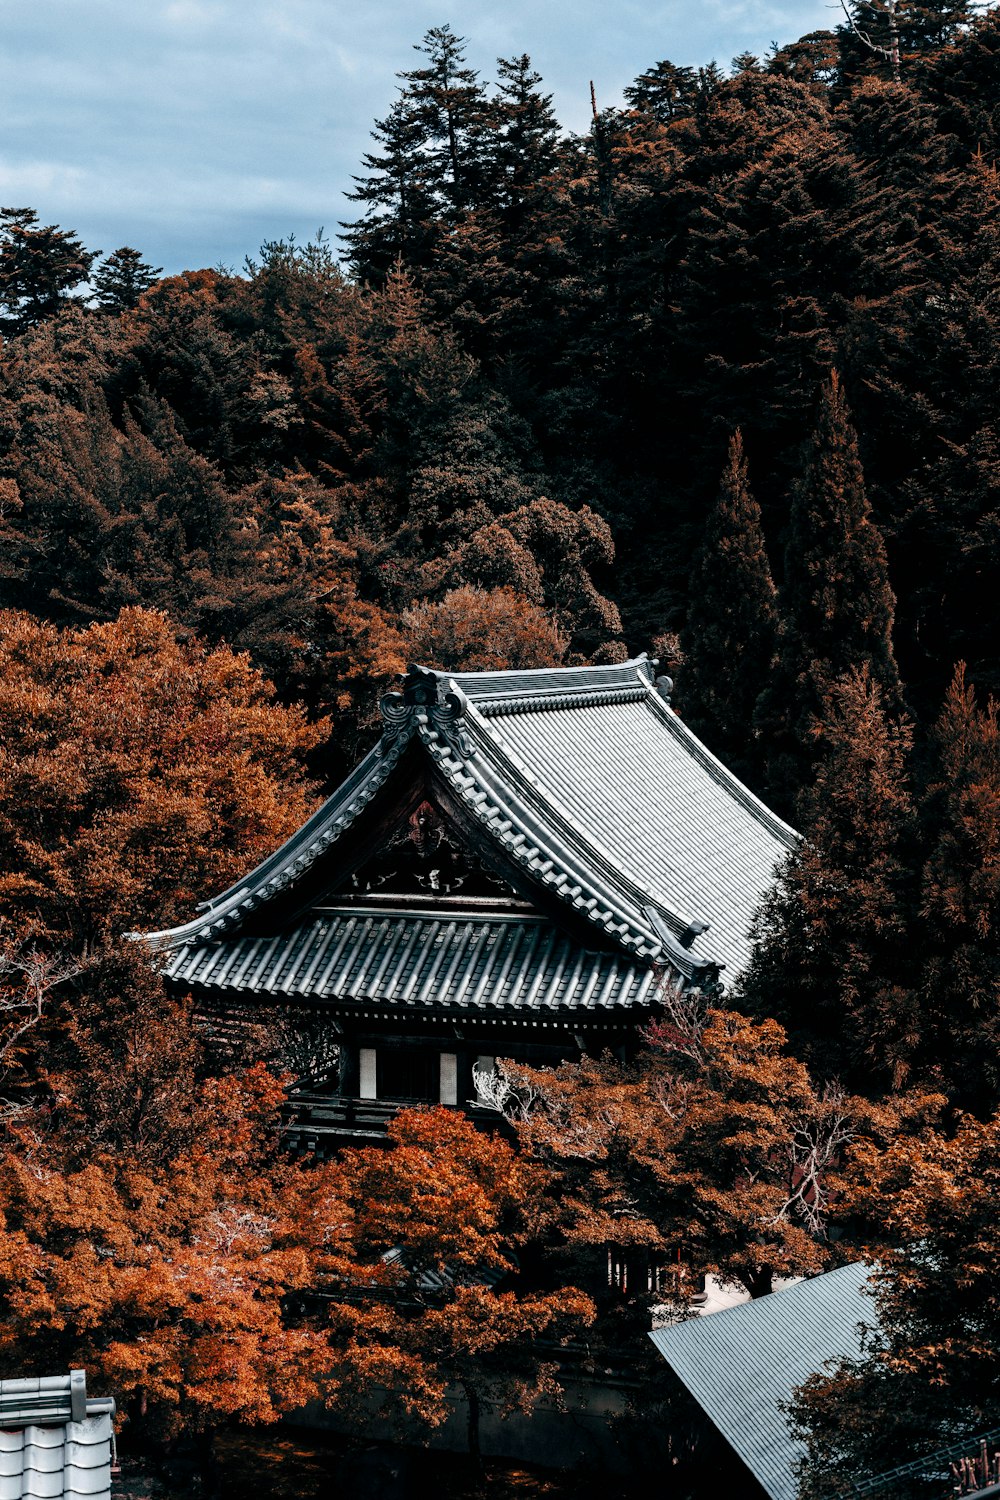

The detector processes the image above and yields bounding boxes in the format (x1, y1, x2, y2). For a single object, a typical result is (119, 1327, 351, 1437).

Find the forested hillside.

(2, 8, 1000, 1490)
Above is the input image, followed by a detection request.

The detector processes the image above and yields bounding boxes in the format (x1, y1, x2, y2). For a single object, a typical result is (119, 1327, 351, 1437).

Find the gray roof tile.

(165, 908, 658, 1014)
(1, 1374, 114, 1500)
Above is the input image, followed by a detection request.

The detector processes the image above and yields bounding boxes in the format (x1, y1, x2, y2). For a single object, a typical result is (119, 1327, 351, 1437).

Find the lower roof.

(164, 906, 660, 1016)
(649, 1263, 872, 1500)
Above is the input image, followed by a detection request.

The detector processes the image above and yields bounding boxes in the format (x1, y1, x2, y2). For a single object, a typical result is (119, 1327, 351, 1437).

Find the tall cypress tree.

(915, 664, 1000, 1111)
(763, 372, 903, 809)
(738, 667, 919, 1094)
(679, 430, 779, 788)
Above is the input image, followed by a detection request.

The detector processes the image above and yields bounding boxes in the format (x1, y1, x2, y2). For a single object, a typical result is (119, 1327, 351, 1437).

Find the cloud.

(0, 0, 833, 273)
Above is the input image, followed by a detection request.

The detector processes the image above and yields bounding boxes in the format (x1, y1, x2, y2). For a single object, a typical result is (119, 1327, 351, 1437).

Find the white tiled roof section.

(0, 1417, 114, 1500)
(470, 692, 793, 980)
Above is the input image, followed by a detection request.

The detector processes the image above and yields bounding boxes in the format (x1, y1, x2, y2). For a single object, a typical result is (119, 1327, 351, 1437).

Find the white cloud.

(0, 0, 834, 273)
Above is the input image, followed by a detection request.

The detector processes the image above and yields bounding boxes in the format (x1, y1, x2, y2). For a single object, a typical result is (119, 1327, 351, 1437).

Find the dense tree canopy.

(3, 9, 1000, 1487)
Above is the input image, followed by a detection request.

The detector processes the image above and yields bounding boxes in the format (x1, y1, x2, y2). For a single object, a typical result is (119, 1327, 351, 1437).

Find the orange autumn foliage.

(316, 1108, 595, 1460)
(0, 606, 324, 946)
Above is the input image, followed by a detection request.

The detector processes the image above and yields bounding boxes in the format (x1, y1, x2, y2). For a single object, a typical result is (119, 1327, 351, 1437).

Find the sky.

(0, 0, 832, 277)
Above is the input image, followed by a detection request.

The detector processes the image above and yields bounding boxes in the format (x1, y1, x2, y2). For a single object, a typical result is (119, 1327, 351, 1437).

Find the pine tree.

(679, 430, 779, 787)
(491, 55, 561, 215)
(739, 668, 919, 1093)
(91, 246, 163, 312)
(623, 60, 699, 122)
(0, 208, 97, 331)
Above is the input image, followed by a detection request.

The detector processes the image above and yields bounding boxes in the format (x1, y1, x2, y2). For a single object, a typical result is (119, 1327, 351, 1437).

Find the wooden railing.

(283, 1094, 510, 1155)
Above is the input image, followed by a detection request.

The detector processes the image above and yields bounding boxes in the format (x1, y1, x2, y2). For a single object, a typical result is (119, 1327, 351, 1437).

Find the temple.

(148, 655, 796, 1148)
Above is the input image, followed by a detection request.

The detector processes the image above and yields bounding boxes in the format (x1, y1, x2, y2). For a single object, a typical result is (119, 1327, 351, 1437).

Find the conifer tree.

(91, 246, 163, 312)
(763, 372, 902, 808)
(784, 372, 900, 698)
(914, 664, 1000, 1111)
(623, 60, 699, 121)
(0, 208, 97, 331)
(491, 55, 561, 214)
(739, 668, 919, 1093)
(679, 430, 779, 787)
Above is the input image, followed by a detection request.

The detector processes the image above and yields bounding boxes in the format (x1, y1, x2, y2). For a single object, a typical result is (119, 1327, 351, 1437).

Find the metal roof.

(147, 656, 796, 990)
(649, 1263, 873, 1500)
(165, 908, 659, 1014)
(0, 1373, 115, 1500)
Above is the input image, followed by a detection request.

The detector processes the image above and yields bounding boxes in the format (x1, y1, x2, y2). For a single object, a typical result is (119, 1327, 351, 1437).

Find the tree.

(738, 668, 920, 1094)
(791, 1112, 1000, 1497)
(0, 970, 331, 1448)
(623, 60, 699, 122)
(344, 25, 490, 280)
(318, 1107, 594, 1468)
(0, 208, 97, 331)
(401, 585, 567, 672)
(91, 246, 163, 312)
(491, 55, 562, 214)
(914, 664, 1000, 1112)
(679, 430, 779, 787)
(763, 372, 902, 808)
(507, 992, 866, 1302)
(0, 608, 322, 947)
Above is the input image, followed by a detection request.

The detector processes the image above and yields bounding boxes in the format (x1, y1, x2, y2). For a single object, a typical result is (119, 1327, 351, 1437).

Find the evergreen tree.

(785, 372, 901, 694)
(343, 96, 439, 279)
(914, 664, 1000, 1112)
(491, 55, 561, 214)
(623, 60, 699, 122)
(679, 430, 779, 787)
(91, 246, 163, 312)
(763, 372, 903, 808)
(738, 668, 919, 1094)
(0, 208, 97, 331)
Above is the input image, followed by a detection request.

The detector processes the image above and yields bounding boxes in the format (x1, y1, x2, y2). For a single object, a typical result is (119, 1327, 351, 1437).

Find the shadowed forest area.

(2, 6, 1000, 1496)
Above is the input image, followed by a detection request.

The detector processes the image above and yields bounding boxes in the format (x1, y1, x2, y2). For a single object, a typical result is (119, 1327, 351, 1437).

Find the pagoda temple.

(148, 656, 796, 1148)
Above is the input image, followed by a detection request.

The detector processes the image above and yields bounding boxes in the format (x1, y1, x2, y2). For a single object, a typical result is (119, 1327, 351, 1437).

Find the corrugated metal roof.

(0, 1374, 114, 1500)
(649, 1263, 873, 1500)
(165, 908, 658, 1013)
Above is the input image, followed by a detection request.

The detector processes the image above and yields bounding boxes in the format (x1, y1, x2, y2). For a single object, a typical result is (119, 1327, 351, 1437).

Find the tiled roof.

(147, 656, 796, 989)
(649, 1263, 873, 1500)
(0, 1374, 114, 1500)
(165, 908, 659, 1014)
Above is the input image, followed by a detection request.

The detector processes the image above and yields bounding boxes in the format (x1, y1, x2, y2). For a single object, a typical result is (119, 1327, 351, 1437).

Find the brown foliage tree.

(401, 585, 568, 672)
(508, 994, 867, 1301)
(0, 607, 323, 947)
(318, 1107, 594, 1466)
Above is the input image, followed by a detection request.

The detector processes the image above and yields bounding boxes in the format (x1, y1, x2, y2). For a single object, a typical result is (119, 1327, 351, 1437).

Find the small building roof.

(0, 1372, 115, 1500)
(148, 657, 795, 999)
(649, 1263, 874, 1500)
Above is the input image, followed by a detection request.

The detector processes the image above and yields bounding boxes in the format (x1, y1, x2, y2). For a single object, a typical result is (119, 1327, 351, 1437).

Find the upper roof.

(148, 656, 796, 987)
(0, 1372, 115, 1500)
(649, 1263, 873, 1500)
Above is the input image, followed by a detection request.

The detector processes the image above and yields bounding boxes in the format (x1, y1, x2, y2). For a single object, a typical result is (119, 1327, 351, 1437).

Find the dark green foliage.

(91, 247, 163, 313)
(0, 208, 97, 331)
(679, 431, 778, 787)
(761, 373, 902, 810)
(738, 668, 920, 1093)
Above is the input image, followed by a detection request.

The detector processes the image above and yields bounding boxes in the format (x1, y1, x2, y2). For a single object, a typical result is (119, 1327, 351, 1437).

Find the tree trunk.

(745, 1266, 774, 1299)
(462, 1380, 483, 1475)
